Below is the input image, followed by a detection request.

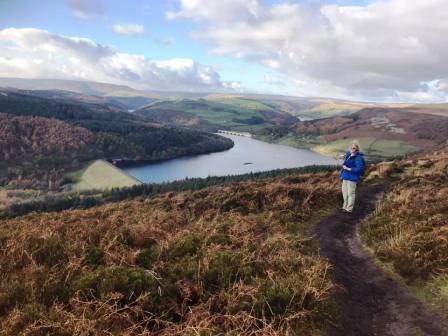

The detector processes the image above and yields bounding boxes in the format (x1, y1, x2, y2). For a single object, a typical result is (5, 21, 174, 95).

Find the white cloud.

(66, 0, 104, 19)
(166, 0, 261, 22)
(168, 0, 448, 102)
(437, 79, 448, 93)
(223, 81, 242, 91)
(0, 28, 233, 92)
(111, 24, 145, 36)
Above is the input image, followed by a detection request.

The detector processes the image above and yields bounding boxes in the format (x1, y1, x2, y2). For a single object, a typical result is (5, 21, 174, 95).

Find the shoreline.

(112, 140, 235, 169)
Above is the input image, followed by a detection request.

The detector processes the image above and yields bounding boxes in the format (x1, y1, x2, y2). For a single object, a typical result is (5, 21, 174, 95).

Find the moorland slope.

(360, 146, 448, 319)
(0, 171, 340, 335)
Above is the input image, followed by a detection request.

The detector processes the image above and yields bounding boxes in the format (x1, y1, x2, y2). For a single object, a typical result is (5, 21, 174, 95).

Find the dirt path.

(316, 183, 447, 336)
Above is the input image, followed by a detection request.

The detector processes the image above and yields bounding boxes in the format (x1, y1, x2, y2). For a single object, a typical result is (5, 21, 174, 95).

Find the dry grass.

(360, 148, 448, 313)
(0, 172, 340, 335)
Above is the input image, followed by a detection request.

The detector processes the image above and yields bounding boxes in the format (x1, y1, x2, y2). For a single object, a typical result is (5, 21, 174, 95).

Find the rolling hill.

(0, 90, 233, 190)
(0, 77, 154, 98)
(3, 77, 448, 162)
(0, 78, 157, 111)
(135, 97, 298, 132)
(402, 103, 448, 117)
(244, 95, 377, 120)
(256, 107, 448, 159)
(0, 78, 378, 121)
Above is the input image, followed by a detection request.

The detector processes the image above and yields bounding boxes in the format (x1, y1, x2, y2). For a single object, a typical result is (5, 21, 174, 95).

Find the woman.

(340, 141, 365, 213)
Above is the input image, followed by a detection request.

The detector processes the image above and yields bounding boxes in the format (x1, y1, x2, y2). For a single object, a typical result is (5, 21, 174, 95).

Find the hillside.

(0, 78, 373, 120)
(135, 98, 298, 132)
(360, 147, 448, 317)
(0, 78, 161, 111)
(0, 77, 157, 99)
(250, 96, 375, 120)
(256, 107, 448, 159)
(19, 89, 156, 112)
(0, 113, 140, 189)
(4, 77, 448, 122)
(16, 89, 130, 111)
(1, 149, 448, 334)
(0, 90, 233, 189)
(404, 104, 448, 117)
(0, 171, 341, 335)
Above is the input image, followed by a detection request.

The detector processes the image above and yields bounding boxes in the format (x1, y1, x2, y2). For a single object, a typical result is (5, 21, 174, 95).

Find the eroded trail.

(316, 183, 447, 336)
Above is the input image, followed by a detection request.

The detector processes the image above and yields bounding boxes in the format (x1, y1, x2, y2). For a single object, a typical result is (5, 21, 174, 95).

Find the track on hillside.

(316, 183, 447, 336)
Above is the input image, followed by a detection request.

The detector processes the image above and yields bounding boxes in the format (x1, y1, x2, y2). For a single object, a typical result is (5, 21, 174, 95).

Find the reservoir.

(123, 134, 338, 183)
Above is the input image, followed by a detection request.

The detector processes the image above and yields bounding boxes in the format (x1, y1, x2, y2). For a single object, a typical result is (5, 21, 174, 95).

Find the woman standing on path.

(340, 141, 365, 213)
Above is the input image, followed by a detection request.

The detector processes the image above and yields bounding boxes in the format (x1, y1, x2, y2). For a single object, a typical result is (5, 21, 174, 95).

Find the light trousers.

(342, 180, 357, 212)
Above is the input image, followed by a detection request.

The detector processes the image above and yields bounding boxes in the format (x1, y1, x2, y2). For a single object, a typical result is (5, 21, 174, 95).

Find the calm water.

(124, 134, 338, 183)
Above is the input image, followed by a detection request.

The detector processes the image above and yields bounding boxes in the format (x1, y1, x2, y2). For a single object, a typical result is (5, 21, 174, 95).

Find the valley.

(0, 77, 448, 334)
(1, 77, 448, 202)
(2, 0, 448, 333)
(0, 88, 233, 192)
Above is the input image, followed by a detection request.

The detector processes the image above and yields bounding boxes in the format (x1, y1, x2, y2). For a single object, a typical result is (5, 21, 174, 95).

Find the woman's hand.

(343, 165, 352, 171)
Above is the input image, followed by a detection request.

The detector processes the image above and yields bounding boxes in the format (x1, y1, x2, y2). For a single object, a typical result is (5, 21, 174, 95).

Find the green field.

(303, 101, 370, 119)
(313, 137, 420, 159)
(258, 134, 419, 159)
(208, 97, 275, 111)
(72, 160, 142, 191)
(256, 133, 325, 149)
(143, 98, 275, 131)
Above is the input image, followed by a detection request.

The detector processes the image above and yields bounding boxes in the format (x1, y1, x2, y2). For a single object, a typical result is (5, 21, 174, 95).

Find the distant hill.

(256, 107, 448, 159)
(3, 88, 129, 112)
(248, 96, 375, 119)
(0, 77, 142, 97)
(135, 97, 298, 132)
(0, 78, 158, 110)
(403, 103, 448, 117)
(0, 89, 233, 189)
(0, 77, 421, 122)
(0, 77, 375, 120)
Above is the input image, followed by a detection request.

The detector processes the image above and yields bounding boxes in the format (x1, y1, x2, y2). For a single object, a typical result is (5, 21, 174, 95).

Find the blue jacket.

(340, 151, 365, 182)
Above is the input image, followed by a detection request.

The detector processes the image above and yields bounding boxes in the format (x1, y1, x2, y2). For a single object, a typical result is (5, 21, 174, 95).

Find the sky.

(0, 0, 447, 102)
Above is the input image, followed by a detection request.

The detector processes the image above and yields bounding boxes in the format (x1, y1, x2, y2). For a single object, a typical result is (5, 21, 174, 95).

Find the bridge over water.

(217, 130, 253, 138)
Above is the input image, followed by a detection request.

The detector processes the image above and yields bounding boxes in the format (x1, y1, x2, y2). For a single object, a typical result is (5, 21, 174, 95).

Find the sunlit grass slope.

(257, 134, 419, 159)
(0, 171, 340, 335)
(312, 137, 420, 159)
(73, 160, 141, 191)
(140, 98, 274, 131)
